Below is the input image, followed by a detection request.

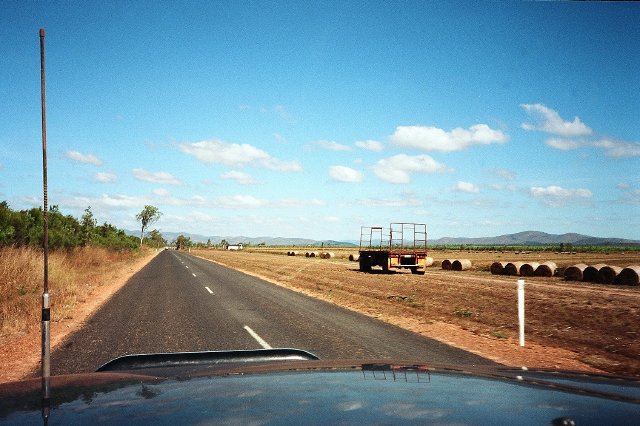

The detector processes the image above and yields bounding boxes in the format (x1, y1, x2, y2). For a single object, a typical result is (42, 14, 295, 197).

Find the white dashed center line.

(192, 273, 196, 277)
(205, 286, 214, 294)
(243, 326, 272, 349)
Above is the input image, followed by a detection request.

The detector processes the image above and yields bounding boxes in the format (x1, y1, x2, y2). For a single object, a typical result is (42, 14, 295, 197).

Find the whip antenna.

(39, 27, 51, 423)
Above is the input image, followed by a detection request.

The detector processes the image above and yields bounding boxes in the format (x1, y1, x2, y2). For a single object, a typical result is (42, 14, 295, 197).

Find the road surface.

(50, 250, 496, 375)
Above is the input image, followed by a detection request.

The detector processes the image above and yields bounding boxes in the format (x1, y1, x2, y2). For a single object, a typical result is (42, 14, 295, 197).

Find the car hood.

(1, 355, 639, 425)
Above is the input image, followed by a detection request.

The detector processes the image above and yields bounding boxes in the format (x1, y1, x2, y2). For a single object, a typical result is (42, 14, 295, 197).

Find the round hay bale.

(583, 264, 607, 283)
(504, 262, 525, 276)
(308, 251, 319, 258)
(520, 262, 540, 277)
(490, 261, 507, 275)
(441, 259, 452, 270)
(618, 266, 640, 286)
(564, 263, 588, 281)
(534, 261, 557, 277)
(424, 257, 434, 267)
(597, 265, 622, 284)
(320, 252, 335, 259)
(305, 252, 311, 257)
(452, 259, 471, 271)
(349, 253, 360, 262)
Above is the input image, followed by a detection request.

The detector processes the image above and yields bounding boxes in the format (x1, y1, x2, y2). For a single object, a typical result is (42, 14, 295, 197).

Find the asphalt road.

(49, 250, 496, 375)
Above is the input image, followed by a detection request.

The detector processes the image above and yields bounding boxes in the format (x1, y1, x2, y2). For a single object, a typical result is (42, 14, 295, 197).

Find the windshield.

(1, 0, 639, 415)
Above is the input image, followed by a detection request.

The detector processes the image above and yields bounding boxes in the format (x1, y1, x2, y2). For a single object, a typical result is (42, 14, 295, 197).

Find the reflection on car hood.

(1, 358, 639, 425)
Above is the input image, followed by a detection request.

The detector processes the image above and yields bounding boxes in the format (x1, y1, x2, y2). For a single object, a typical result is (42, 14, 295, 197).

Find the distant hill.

(145, 231, 357, 247)
(132, 229, 638, 248)
(432, 231, 640, 247)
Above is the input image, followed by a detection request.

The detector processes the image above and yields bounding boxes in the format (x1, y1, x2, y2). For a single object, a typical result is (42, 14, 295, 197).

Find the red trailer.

(359, 223, 428, 274)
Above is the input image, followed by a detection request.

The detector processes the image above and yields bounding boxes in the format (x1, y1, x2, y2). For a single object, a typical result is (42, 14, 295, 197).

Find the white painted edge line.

(243, 325, 272, 349)
(205, 286, 214, 294)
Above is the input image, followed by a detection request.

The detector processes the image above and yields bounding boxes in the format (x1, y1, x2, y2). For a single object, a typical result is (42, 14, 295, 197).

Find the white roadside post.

(517, 279, 525, 347)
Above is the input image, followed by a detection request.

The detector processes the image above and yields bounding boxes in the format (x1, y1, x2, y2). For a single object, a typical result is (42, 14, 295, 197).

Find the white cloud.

(220, 170, 256, 185)
(622, 188, 640, 204)
(217, 194, 267, 209)
(329, 166, 363, 183)
(544, 137, 640, 158)
(544, 138, 583, 150)
(489, 168, 516, 181)
(358, 197, 423, 208)
(592, 138, 640, 158)
(133, 168, 182, 185)
(521, 103, 592, 136)
(153, 188, 170, 196)
(65, 150, 102, 166)
(274, 198, 326, 208)
(97, 194, 144, 208)
(390, 124, 507, 152)
(529, 185, 592, 207)
(317, 140, 351, 151)
(95, 172, 117, 183)
(373, 154, 450, 184)
(179, 139, 302, 171)
(617, 184, 640, 204)
(159, 194, 207, 207)
(453, 181, 480, 193)
(490, 183, 518, 192)
(354, 139, 384, 152)
(214, 195, 324, 209)
(62, 193, 146, 210)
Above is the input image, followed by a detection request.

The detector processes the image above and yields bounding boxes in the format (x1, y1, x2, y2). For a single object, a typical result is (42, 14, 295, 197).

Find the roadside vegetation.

(0, 201, 164, 339)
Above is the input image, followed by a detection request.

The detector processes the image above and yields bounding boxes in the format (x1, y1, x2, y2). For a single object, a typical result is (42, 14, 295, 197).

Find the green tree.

(0, 201, 16, 246)
(147, 229, 166, 248)
(135, 205, 161, 247)
(80, 206, 97, 247)
(175, 234, 191, 250)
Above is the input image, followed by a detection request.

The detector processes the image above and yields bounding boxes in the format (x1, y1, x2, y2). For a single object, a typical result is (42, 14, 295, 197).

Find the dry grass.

(0, 247, 140, 338)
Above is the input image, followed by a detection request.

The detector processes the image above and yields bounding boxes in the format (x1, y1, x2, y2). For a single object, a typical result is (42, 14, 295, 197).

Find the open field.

(193, 247, 640, 376)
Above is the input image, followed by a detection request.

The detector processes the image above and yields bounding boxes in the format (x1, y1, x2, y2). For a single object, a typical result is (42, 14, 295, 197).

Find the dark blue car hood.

(1, 359, 639, 425)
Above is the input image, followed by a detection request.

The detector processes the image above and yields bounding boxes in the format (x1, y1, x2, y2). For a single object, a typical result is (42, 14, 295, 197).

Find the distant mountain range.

(138, 230, 639, 247)
(149, 231, 357, 247)
(431, 231, 640, 247)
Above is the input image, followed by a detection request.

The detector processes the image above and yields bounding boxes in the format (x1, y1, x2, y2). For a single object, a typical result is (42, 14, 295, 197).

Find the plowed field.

(193, 248, 640, 376)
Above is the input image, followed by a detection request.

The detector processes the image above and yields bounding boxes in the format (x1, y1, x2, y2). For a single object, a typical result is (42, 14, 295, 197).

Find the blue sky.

(1, 1, 639, 241)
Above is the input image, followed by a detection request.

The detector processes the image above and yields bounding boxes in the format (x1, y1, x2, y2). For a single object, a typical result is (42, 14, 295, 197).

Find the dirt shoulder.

(193, 248, 640, 377)
(0, 250, 160, 384)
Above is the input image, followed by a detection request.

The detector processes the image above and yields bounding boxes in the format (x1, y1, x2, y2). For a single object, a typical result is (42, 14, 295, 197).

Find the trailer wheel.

(410, 267, 424, 275)
(359, 256, 372, 272)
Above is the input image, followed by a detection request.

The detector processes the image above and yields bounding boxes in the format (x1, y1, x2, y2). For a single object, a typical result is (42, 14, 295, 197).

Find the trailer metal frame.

(359, 223, 428, 274)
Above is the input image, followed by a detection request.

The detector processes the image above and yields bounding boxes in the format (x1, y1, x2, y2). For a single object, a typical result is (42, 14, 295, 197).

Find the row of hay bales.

(564, 263, 640, 285)
(491, 261, 558, 277)
(287, 251, 336, 259)
(441, 259, 472, 271)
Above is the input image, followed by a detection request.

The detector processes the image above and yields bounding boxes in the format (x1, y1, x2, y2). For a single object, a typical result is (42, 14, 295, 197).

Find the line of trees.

(0, 201, 163, 250)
